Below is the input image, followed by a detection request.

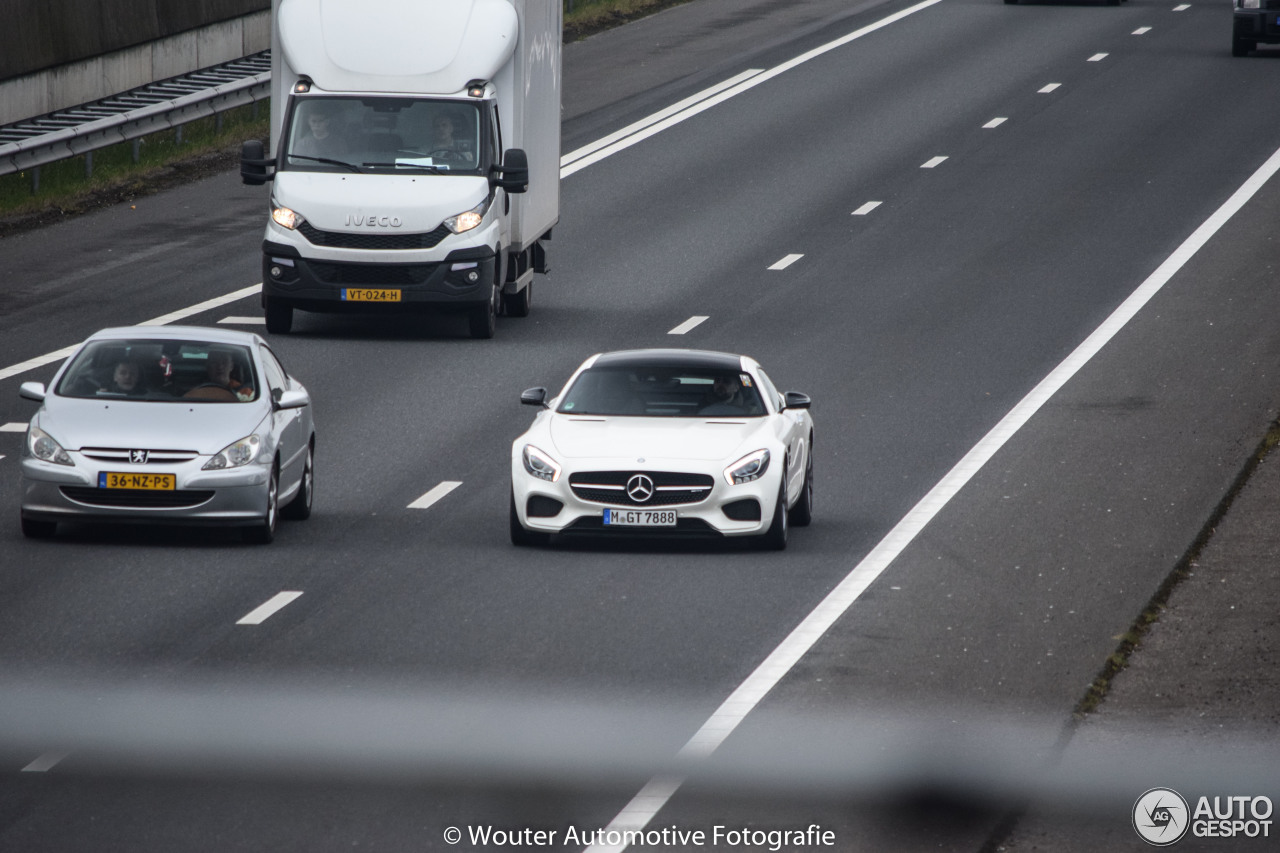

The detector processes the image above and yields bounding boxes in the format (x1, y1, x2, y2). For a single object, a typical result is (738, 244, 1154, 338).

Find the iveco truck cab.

(241, 0, 560, 338)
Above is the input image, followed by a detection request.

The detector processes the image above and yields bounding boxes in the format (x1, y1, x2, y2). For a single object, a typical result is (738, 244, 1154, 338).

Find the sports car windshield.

(557, 366, 766, 417)
(56, 339, 259, 403)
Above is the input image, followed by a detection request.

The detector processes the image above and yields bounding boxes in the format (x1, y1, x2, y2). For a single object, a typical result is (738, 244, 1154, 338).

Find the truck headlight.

(443, 198, 491, 234)
(271, 205, 304, 230)
(1241, 0, 1260, 8)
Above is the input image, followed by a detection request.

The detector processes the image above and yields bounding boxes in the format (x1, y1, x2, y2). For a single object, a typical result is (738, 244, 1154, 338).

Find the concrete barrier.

(0, 3, 270, 127)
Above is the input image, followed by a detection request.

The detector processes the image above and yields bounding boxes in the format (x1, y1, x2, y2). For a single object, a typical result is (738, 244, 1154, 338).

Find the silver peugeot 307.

(18, 326, 315, 543)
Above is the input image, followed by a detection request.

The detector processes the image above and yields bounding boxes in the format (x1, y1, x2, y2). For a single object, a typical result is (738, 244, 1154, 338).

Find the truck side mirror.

(492, 148, 529, 193)
(241, 139, 275, 186)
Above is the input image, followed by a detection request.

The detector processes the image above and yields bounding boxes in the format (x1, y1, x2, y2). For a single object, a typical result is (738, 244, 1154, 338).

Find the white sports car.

(509, 349, 814, 549)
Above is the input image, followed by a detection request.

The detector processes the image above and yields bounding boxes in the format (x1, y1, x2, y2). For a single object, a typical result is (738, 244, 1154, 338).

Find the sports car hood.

(38, 397, 269, 455)
(547, 415, 768, 462)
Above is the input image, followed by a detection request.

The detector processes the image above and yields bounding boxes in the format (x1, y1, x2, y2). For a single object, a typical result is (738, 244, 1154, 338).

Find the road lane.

(1, 0, 1279, 848)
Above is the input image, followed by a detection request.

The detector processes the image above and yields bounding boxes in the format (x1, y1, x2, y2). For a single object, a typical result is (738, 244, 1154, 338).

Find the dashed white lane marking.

(768, 254, 804, 271)
(0, 423, 28, 432)
(668, 316, 709, 335)
(236, 591, 303, 626)
(921, 156, 948, 169)
(22, 751, 69, 772)
(218, 316, 266, 325)
(1174, 4, 1189, 9)
(1133, 26, 1152, 34)
(0, 284, 261, 384)
(587, 127, 1280, 853)
(1039, 83, 1062, 93)
(408, 480, 462, 510)
(983, 117, 1008, 129)
(1088, 53, 1109, 62)
(852, 201, 882, 216)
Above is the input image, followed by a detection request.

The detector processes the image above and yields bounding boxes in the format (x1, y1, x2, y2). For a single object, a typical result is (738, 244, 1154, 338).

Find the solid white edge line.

(408, 480, 463, 510)
(236, 591, 304, 626)
(668, 316, 709, 335)
(22, 751, 70, 773)
(767, 254, 803, 271)
(560, 69, 765, 168)
(560, 0, 946, 180)
(852, 201, 882, 215)
(0, 284, 262, 384)
(584, 140, 1280, 853)
(139, 284, 261, 326)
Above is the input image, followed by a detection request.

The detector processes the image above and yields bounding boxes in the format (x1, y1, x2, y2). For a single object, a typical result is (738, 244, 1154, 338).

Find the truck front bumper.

(261, 242, 496, 313)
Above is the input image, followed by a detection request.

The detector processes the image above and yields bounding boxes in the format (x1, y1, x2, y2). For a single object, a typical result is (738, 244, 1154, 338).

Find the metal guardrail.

(0, 51, 271, 179)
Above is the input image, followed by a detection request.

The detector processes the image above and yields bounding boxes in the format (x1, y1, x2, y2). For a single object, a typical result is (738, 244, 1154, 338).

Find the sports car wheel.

(788, 441, 814, 527)
(281, 442, 314, 521)
(757, 477, 789, 551)
(244, 463, 279, 544)
(510, 491, 550, 547)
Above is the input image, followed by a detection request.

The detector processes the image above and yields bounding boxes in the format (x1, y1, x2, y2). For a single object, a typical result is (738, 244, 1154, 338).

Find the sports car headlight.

(203, 434, 262, 470)
(521, 444, 561, 482)
(724, 449, 770, 485)
(443, 198, 491, 234)
(271, 205, 303, 230)
(28, 427, 72, 466)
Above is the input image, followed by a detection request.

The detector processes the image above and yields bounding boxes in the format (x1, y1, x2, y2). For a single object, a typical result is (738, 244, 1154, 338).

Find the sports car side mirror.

(520, 387, 548, 407)
(782, 391, 811, 410)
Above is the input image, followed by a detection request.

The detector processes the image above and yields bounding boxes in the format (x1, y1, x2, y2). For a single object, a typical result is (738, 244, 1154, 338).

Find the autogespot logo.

(1134, 788, 1191, 846)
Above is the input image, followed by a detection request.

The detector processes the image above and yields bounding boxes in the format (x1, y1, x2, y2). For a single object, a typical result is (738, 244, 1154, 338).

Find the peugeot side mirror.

(520, 386, 548, 407)
(241, 139, 275, 186)
(783, 391, 811, 410)
(492, 148, 529, 193)
(19, 381, 46, 403)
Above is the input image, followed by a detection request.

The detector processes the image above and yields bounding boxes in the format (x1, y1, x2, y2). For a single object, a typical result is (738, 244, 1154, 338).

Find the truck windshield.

(282, 97, 484, 174)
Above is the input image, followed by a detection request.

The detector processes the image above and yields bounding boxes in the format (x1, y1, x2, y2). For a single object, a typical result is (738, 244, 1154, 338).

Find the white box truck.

(241, 0, 560, 338)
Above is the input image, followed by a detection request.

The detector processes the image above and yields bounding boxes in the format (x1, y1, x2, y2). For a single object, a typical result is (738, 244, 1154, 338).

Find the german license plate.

(342, 288, 402, 302)
(603, 508, 677, 527)
(99, 472, 176, 490)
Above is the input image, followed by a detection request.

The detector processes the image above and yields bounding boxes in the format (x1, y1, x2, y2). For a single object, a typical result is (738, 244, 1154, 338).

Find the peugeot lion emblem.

(626, 474, 655, 503)
(129, 450, 149, 464)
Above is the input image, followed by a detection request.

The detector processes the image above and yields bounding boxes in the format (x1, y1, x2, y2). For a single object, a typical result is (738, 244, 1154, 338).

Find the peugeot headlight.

(271, 204, 304, 230)
(443, 198, 491, 234)
(521, 445, 561, 482)
(28, 426, 72, 466)
(724, 449, 770, 485)
(203, 435, 262, 470)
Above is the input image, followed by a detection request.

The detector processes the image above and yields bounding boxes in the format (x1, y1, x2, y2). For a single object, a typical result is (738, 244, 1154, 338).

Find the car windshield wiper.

(361, 161, 445, 173)
(288, 154, 363, 173)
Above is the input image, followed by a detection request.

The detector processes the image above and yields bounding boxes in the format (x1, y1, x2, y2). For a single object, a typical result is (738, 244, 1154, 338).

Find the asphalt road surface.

(1, 0, 1279, 850)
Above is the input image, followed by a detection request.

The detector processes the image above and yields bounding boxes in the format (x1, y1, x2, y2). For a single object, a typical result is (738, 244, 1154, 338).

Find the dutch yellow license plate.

(99, 472, 176, 490)
(342, 288, 402, 302)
